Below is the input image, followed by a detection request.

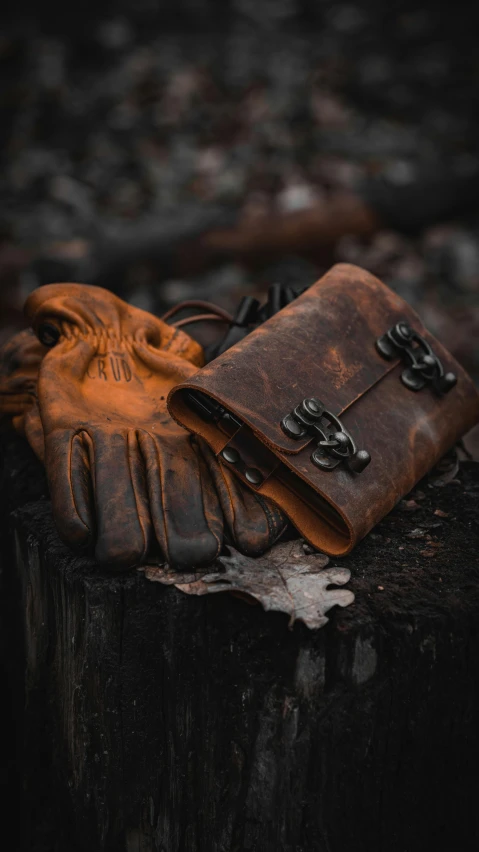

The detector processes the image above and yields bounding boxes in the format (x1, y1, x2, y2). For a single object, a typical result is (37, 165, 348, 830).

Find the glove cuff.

(25, 283, 204, 366)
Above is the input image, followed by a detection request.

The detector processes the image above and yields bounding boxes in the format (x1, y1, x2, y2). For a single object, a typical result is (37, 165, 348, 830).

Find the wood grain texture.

(2, 435, 479, 851)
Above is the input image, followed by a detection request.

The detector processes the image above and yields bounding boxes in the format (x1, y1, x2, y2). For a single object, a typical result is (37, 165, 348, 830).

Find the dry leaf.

(143, 539, 354, 630)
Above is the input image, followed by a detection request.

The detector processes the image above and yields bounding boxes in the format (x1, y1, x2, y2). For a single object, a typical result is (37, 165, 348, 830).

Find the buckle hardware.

(281, 398, 371, 473)
(376, 321, 457, 395)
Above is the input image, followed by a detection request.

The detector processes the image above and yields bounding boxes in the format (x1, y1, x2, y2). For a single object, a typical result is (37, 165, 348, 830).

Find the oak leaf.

(143, 539, 354, 630)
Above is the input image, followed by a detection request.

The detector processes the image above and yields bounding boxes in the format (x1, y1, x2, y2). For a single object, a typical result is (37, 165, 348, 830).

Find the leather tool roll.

(168, 263, 479, 556)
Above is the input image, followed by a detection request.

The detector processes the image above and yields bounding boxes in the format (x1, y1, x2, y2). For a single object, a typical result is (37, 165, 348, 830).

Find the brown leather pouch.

(168, 263, 479, 556)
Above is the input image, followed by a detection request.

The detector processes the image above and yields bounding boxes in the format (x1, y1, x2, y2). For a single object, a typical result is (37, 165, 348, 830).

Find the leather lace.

(162, 300, 235, 329)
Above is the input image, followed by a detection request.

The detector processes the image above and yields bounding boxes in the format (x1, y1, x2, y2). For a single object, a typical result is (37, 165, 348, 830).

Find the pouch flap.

(169, 264, 426, 455)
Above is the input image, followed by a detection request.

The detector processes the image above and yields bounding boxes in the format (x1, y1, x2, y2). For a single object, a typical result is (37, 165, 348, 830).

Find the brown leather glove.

(198, 438, 286, 557)
(25, 284, 285, 569)
(0, 329, 46, 456)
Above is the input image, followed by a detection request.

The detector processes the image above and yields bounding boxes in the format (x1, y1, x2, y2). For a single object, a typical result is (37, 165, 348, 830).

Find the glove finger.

(91, 430, 153, 569)
(45, 430, 95, 553)
(138, 430, 223, 569)
(199, 439, 287, 556)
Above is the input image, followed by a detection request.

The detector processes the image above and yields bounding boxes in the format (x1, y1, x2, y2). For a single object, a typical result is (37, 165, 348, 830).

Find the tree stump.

(2, 433, 479, 852)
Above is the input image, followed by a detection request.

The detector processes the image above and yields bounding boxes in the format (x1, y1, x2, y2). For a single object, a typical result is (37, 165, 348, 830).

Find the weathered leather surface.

(0, 329, 47, 456)
(23, 283, 285, 569)
(169, 263, 479, 556)
(0, 329, 45, 418)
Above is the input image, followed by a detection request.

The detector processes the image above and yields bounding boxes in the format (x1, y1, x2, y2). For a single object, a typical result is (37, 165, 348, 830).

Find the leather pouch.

(168, 263, 479, 556)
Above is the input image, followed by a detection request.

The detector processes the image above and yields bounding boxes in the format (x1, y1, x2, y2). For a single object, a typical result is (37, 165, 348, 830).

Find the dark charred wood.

(2, 435, 479, 851)
(0, 433, 47, 847)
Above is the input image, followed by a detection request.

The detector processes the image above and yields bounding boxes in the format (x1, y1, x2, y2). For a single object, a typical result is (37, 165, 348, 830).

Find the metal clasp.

(281, 398, 371, 473)
(376, 321, 457, 395)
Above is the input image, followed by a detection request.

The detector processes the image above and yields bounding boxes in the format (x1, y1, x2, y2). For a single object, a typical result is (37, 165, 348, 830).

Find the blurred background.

(1, 0, 479, 379)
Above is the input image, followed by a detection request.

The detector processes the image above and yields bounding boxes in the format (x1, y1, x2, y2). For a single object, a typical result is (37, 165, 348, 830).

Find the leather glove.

(198, 438, 286, 557)
(25, 284, 286, 569)
(25, 283, 224, 569)
(0, 329, 46, 457)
